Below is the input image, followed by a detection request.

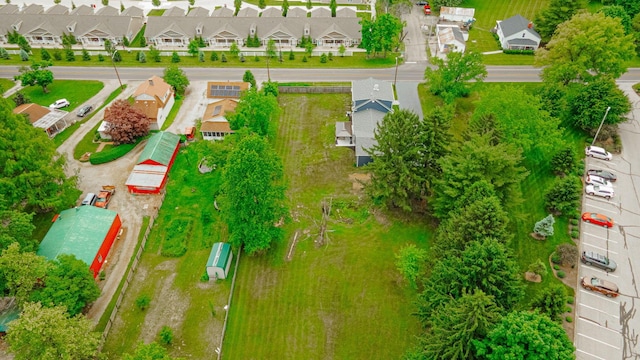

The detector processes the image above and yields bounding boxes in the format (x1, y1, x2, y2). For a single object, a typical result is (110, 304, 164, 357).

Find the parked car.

(581, 276, 619, 297)
(49, 99, 70, 109)
(581, 212, 614, 228)
(581, 251, 617, 272)
(585, 184, 614, 199)
(81, 193, 97, 206)
(585, 145, 612, 161)
(76, 105, 93, 117)
(586, 175, 612, 188)
(95, 185, 115, 209)
(587, 169, 617, 182)
(416, 0, 428, 5)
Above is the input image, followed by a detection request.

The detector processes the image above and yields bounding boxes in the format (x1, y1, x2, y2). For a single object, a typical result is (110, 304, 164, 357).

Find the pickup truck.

(95, 185, 116, 209)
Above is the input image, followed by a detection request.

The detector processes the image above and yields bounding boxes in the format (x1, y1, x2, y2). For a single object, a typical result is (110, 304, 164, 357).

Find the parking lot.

(576, 84, 640, 359)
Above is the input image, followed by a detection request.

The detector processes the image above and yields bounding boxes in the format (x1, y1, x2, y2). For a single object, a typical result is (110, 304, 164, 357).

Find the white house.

(495, 14, 541, 50)
(439, 7, 475, 24)
(436, 25, 466, 54)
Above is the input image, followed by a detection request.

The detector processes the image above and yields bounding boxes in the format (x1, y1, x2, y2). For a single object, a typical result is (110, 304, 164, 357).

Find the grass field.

(221, 93, 428, 359)
(0, 78, 14, 93)
(19, 80, 103, 112)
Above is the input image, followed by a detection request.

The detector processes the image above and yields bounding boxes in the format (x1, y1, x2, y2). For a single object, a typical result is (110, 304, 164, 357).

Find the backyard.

(18, 80, 104, 112)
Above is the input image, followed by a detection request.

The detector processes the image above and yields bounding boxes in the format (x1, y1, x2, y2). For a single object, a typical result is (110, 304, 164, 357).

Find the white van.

(81, 193, 97, 206)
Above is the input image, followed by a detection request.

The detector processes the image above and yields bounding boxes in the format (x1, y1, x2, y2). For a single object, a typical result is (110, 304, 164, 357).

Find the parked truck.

(95, 185, 116, 209)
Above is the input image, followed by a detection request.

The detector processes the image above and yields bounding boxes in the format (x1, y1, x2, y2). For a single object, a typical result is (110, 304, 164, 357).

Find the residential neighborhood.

(0, 0, 640, 359)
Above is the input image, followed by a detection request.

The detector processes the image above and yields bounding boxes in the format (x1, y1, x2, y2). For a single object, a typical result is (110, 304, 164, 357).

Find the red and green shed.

(125, 131, 181, 194)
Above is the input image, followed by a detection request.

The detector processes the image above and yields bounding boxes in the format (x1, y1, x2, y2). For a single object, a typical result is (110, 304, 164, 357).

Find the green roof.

(207, 242, 231, 269)
(37, 206, 118, 266)
(136, 131, 181, 166)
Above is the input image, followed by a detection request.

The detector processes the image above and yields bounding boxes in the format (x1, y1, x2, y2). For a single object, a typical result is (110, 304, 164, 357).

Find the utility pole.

(592, 106, 611, 146)
(111, 49, 124, 90)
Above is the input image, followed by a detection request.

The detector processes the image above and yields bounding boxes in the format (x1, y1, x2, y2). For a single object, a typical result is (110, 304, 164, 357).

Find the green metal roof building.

(37, 206, 122, 277)
(206, 242, 233, 280)
(136, 131, 181, 166)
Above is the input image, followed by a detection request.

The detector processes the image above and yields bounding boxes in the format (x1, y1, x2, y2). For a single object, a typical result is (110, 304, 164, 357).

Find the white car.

(585, 185, 614, 200)
(49, 99, 70, 109)
(585, 146, 612, 161)
(586, 175, 612, 188)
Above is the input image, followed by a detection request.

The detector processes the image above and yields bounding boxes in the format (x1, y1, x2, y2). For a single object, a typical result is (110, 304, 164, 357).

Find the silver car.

(581, 251, 617, 272)
(586, 175, 612, 188)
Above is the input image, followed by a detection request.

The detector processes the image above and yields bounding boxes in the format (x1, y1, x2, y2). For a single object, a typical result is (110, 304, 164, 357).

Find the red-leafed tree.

(104, 99, 149, 145)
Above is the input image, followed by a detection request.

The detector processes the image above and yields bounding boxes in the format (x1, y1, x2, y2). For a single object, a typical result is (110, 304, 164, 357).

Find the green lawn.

(222, 94, 428, 359)
(0, 78, 14, 93)
(147, 9, 165, 16)
(0, 51, 396, 69)
(20, 80, 103, 112)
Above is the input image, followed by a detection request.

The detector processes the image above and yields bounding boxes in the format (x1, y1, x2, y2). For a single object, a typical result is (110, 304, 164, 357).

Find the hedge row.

(89, 142, 138, 165)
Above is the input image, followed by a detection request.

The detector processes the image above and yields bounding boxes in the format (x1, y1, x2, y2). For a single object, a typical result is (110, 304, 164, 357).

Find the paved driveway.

(575, 84, 640, 359)
(396, 81, 423, 119)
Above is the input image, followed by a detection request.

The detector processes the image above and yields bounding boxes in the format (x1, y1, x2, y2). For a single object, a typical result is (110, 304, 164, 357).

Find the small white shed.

(206, 242, 233, 280)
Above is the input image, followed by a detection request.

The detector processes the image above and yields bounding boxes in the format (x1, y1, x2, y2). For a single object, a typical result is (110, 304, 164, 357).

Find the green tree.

(566, 76, 631, 129)
(29, 254, 100, 316)
(138, 51, 147, 63)
(0, 244, 50, 304)
(227, 89, 279, 136)
(550, 147, 576, 175)
(395, 244, 427, 289)
(419, 239, 524, 321)
(471, 87, 564, 166)
(600, 5, 633, 33)
(306, 0, 311, 10)
(258, 0, 265, 9)
(104, 39, 114, 54)
(124, 342, 182, 360)
(171, 51, 180, 63)
(229, 42, 240, 58)
(6, 302, 100, 360)
(534, 0, 586, 42)
(425, 51, 486, 103)
(282, 0, 289, 16)
(120, 2, 125, 11)
(159, 326, 173, 345)
(262, 81, 278, 97)
(0, 47, 9, 59)
(14, 62, 54, 93)
(0, 97, 78, 211)
(40, 47, 51, 61)
(422, 290, 502, 360)
(614, 0, 640, 17)
(475, 311, 575, 359)
(222, 134, 288, 255)
(243, 70, 257, 88)
(0, 210, 36, 253)
(19, 49, 28, 61)
(537, 12, 634, 84)
(530, 285, 566, 322)
(152, 0, 160, 7)
(266, 39, 277, 58)
(81, 48, 91, 61)
(544, 176, 581, 215)
(329, 0, 336, 16)
(187, 39, 200, 57)
(366, 108, 452, 211)
(234, 0, 241, 15)
(210, 51, 219, 61)
(163, 65, 190, 96)
(338, 44, 346, 57)
(149, 45, 161, 62)
(304, 41, 314, 57)
(433, 134, 528, 220)
(533, 214, 555, 238)
(198, 50, 204, 62)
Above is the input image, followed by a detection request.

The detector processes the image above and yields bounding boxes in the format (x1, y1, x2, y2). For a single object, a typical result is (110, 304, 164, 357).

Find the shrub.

(136, 295, 151, 310)
(571, 230, 579, 239)
(40, 48, 51, 61)
(65, 48, 76, 61)
(533, 214, 555, 238)
(0, 47, 10, 60)
(81, 49, 91, 61)
(200, 271, 209, 282)
(210, 51, 218, 61)
(565, 316, 573, 323)
(302, 55, 308, 62)
(98, 54, 105, 62)
(527, 259, 547, 276)
(159, 326, 173, 345)
(320, 53, 327, 63)
(171, 51, 180, 63)
(570, 218, 579, 226)
(20, 49, 29, 61)
(328, 52, 333, 61)
(553, 264, 560, 270)
(99, 271, 106, 281)
(138, 51, 146, 63)
(556, 270, 566, 278)
(545, 176, 581, 215)
(289, 50, 295, 60)
(89, 142, 138, 164)
(556, 243, 579, 267)
(551, 252, 561, 264)
(198, 50, 205, 62)
(239, 54, 245, 62)
(53, 48, 62, 61)
(221, 53, 227, 62)
(253, 55, 259, 62)
(12, 92, 30, 106)
(566, 297, 574, 304)
(502, 49, 535, 55)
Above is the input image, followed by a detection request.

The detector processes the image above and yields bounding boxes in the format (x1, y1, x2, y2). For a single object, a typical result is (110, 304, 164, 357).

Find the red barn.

(37, 206, 122, 278)
(126, 131, 181, 194)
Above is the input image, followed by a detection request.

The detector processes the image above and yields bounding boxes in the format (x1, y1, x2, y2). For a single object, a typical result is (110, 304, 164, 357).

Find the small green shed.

(206, 242, 233, 280)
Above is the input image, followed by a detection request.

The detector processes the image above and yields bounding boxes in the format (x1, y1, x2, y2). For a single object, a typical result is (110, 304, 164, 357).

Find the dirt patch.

(348, 173, 370, 192)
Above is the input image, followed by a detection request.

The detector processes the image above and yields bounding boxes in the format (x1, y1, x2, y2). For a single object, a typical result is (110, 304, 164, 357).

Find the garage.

(125, 131, 181, 194)
(37, 206, 122, 278)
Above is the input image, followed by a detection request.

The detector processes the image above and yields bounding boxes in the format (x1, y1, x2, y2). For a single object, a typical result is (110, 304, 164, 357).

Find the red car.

(581, 213, 614, 228)
(581, 276, 619, 298)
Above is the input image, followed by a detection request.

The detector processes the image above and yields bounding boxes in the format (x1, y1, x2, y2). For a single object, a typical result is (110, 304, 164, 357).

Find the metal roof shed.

(206, 243, 233, 280)
(37, 206, 122, 278)
(126, 131, 181, 194)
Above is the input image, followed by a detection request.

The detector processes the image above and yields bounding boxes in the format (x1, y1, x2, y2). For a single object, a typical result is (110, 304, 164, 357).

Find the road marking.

(577, 333, 621, 350)
(577, 317, 622, 334)
(579, 289, 620, 305)
(580, 243, 618, 255)
(583, 232, 618, 243)
(578, 303, 620, 318)
(584, 195, 617, 204)
(584, 204, 618, 214)
(576, 349, 608, 360)
(579, 265, 619, 278)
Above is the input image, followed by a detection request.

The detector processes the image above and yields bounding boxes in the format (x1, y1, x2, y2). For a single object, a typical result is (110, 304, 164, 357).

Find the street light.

(394, 55, 403, 87)
(110, 49, 124, 90)
(592, 106, 611, 146)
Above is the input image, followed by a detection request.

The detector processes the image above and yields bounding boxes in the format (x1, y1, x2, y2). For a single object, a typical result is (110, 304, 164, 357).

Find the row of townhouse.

(0, 3, 363, 49)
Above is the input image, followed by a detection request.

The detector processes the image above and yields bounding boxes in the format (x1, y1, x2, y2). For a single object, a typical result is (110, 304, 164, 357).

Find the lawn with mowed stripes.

(222, 93, 430, 359)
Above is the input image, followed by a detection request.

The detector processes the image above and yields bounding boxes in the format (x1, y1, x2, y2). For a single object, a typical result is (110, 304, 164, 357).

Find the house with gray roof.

(71, 5, 94, 15)
(121, 6, 144, 18)
(0, 4, 19, 14)
(144, 16, 361, 48)
(211, 7, 233, 17)
(22, 4, 44, 14)
(261, 7, 282, 17)
(0, 5, 143, 47)
(436, 24, 465, 54)
(311, 7, 331, 17)
(286, 7, 308, 18)
(336, 7, 356, 17)
(163, 6, 186, 17)
(45, 4, 69, 15)
(335, 78, 395, 167)
(95, 5, 119, 16)
(237, 7, 258, 17)
(188, 6, 210, 17)
(495, 14, 541, 50)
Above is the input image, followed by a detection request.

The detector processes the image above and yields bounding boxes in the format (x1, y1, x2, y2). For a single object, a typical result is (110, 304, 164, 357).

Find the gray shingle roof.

(211, 7, 234, 17)
(121, 6, 143, 17)
(163, 6, 186, 17)
(286, 7, 307, 18)
(499, 14, 540, 40)
(311, 7, 331, 17)
(70, 5, 94, 15)
(21, 4, 44, 14)
(237, 7, 258, 17)
(261, 7, 282, 17)
(336, 7, 356, 17)
(352, 77, 394, 105)
(95, 5, 119, 16)
(45, 4, 69, 15)
(353, 108, 385, 157)
(506, 38, 539, 46)
(0, 4, 19, 14)
(187, 7, 210, 17)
